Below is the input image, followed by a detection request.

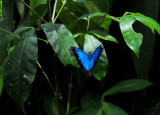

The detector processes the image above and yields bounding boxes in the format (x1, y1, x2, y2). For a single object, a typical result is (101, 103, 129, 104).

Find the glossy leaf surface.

(120, 15, 143, 57)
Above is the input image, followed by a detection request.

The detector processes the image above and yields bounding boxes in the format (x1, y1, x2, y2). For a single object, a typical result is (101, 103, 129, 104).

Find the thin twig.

(66, 73, 73, 115)
(0, 27, 12, 34)
(19, 0, 47, 23)
(52, 0, 67, 23)
(52, 0, 58, 23)
(36, 61, 55, 94)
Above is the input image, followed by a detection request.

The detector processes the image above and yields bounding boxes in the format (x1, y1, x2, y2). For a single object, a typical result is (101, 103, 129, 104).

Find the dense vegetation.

(0, 0, 160, 115)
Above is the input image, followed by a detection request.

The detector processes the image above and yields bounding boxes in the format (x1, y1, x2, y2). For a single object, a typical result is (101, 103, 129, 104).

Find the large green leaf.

(84, 34, 108, 80)
(0, 27, 33, 97)
(75, 93, 128, 115)
(103, 79, 153, 96)
(40, 23, 78, 67)
(4, 29, 38, 112)
(120, 15, 143, 57)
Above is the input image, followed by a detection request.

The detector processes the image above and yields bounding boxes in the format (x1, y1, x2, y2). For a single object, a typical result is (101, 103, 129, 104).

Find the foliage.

(0, 0, 160, 115)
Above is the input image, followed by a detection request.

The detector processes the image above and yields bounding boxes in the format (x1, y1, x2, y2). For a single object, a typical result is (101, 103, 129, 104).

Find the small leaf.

(103, 79, 153, 96)
(89, 30, 118, 43)
(41, 23, 78, 67)
(120, 15, 143, 57)
(4, 29, 38, 112)
(78, 12, 105, 20)
(84, 34, 108, 80)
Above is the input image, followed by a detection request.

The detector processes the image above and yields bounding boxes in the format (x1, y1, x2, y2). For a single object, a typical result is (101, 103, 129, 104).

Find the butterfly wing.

(89, 45, 103, 70)
(69, 47, 90, 71)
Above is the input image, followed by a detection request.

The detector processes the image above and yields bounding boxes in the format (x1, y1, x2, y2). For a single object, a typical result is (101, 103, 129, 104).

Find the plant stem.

(52, 0, 58, 23)
(52, 0, 67, 23)
(86, 18, 90, 32)
(0, 27, 12, 34)
(19, 0, 47, 23)
(66, 73, 73, 115)
(47, 0, 52, 22)
(36, 61, 55, 94)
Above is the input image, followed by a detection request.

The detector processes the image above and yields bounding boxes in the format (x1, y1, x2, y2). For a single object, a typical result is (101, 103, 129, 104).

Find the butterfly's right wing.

(69, 47, 90, 71)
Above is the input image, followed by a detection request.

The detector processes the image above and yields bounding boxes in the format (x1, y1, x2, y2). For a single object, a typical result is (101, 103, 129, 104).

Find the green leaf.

(103, 79, 153, 96)
(4, 29, 38, 112)
(78, 12, 105, 20)
(40, 23, 78, 67)
(120, 15, 143, 57)
(84, 34, 108, 80)
(102, 102, 128, 115)
(128, 12, 160, 35)
(89, 30, 118, 43)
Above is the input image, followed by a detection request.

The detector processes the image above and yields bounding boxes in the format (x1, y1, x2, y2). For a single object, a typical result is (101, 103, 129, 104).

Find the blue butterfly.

(69, 45, 103, 73)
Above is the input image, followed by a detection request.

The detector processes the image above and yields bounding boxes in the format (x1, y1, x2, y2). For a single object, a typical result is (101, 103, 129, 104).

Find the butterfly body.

(69, 45, 103, 73)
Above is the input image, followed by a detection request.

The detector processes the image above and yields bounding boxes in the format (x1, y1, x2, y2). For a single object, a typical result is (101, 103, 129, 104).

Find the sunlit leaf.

(84, 34, 108, 80)
(120, 15, 143, 57)
(103, 79, 153, 96)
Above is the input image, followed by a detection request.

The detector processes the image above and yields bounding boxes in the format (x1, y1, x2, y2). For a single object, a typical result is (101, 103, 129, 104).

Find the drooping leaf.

(40, 23, 78, 67)
(89, 30, 118, 43)
(4, 29, 38, 112)
(103, 79, 153, 96)
(120, 15, 143, 57)
(84, 34, 108, 80)
(126, 12, 160, 35)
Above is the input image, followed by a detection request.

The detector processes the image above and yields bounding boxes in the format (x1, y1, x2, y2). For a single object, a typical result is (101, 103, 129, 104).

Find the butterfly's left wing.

(89, 45, 103, 70)
(69, 47, 90, 71)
